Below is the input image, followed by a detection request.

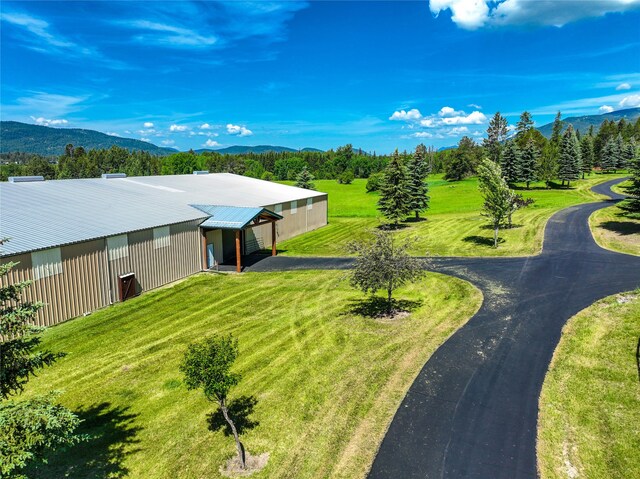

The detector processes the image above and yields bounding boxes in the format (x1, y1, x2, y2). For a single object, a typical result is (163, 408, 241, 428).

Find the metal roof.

(0, 173, 325, 257)
(192, 205, 282, 230)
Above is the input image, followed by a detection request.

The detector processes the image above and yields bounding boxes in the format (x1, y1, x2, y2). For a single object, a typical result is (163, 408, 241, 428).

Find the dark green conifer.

(558, 125, 581, 186)
(406, 144, 431, 220)
(377, 149, 411, 225)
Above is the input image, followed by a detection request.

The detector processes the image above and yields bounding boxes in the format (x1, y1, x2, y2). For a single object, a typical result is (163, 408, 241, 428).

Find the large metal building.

(0, 172, 327, 326)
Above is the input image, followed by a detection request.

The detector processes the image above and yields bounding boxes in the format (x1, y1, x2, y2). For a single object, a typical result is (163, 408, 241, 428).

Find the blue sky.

(1, 1, 639, 153)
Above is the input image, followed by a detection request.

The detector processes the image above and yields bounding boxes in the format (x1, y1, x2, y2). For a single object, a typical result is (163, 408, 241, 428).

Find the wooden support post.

(200, 229, 207, 270)
(235, 230, 241, 273)
(271, 221, 277, 256)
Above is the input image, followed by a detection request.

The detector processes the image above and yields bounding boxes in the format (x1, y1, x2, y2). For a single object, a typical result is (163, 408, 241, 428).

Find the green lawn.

(537, 291, 640, 479)
(589, 204, 640, 256)
(279, 173, 627, 257)
(23, 271, 481, 479)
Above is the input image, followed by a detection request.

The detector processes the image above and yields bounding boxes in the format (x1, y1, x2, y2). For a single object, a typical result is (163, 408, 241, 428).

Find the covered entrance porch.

(194, 205, 283, 273)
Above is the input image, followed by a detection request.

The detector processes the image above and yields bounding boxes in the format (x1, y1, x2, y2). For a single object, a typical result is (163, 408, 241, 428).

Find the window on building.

(274, 204, 282, 215)
(307, 198, 313, 210)
(291, 200, 297, 214)
(32, 247, 62, 280)
(153, 226, 171, 249)
(107, 234, 129, 261)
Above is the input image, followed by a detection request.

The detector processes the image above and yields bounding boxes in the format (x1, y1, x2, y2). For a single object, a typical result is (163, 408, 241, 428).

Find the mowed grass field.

(23, 271, 481, 479)
(537, 291, 640, 479)
(278, 173, 627, 257)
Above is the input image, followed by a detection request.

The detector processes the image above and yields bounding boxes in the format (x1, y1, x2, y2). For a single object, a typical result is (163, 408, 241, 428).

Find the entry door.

(207, 243, 215, 268)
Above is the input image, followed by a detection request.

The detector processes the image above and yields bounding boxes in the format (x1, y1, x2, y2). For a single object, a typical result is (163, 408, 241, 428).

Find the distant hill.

(0, 121, 178, 156)
(196, 145, 324, 154)
(537, 107, 640, 138)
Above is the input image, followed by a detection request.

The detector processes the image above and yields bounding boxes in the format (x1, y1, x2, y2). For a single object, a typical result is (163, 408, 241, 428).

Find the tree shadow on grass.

(403, 216, 428, 223)
(599, 220, 640, 236)
(27, 402, 142, 479)
(462, 235, 504, 248)
(377, 223, 410, 231)
(345, 296, 423, 319)
(480, 223, 523, 230)
(207, 395, 259, 436)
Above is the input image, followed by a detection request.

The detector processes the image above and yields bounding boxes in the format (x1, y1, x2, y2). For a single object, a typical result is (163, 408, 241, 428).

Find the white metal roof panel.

(0, 173, 325, 257)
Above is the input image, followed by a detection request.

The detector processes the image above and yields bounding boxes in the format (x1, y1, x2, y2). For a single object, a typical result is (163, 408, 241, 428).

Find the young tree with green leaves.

(477, 159, 514, 248)
(483, 112, 508, 164)
(294, 166, 315, 190)
(445, 136, 479, 181)
(377, 150, 411, 225)
(0, 242, 83, 477)
(180, 335, 247, 469)
(537, 143, 559, 189)
(580, 134, 595, 179)
(347, 230, 427, 314)
(520, 138, 539, 189)
(500, 140, 521, 184)
(558, 125, 582, 186)
(406, 144, 431, 220)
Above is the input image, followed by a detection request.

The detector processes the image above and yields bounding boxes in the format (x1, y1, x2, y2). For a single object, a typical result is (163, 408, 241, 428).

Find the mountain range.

(2, 108, 639, 157)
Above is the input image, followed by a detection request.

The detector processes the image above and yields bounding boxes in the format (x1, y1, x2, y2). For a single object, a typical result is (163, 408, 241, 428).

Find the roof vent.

(8, 176, 45, 183)
(101, 173, 127, 179)
(193, 170, 209, 175)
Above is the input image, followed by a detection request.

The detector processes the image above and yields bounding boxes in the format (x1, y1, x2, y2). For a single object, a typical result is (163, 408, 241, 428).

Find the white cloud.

(389, 108, 423, 121)
(204, 139, 221, 147)
(438, 106, 463, 117)
(411, 132, 434, 138)
(31, 116, 68, 126)
(106, 131, 120, 137)
(447, 126, 469, 136)
(616, 82, 632, 90)
(619, 94, 640, 108)
(599, 105, 615, 113)
(120, 20, 218, 48)
(143, 121, 154, 128)
(420, 118, 437, 128)
(468, 103, 482, 109)
(441, 111, 487, 125)
(1, 11, 74, 48)
(199, 123, 212, 129)
(429, 0, 640, 30)
(169, 124, 188, 132)
(226, 124, 253, 136)
(140, 137, 151, 142)
(161, 139, 175, 146)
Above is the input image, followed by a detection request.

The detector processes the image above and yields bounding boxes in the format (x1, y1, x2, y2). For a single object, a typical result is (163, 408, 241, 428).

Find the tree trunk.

(387, 283, 393, 313)
(526, 181, 530, 189)
(415, 210, 419, 220)
(494, 226, 499, 248)
(220, 399, 245, 469)
(508, 213, 512, 229)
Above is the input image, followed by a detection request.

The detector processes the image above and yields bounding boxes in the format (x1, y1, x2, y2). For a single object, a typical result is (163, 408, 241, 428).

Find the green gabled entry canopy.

(190, 204, 282, 230)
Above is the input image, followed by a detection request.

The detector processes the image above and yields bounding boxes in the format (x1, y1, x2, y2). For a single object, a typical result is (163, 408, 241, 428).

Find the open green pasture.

(537, 291, 640, 479)
(23, 271, 480, 479)
(279, 174, 626, 257)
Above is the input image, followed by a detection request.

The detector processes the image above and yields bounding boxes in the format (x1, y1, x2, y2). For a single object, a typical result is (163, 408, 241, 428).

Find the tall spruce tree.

(500, 140, 521, 184)
(520, 138, 539, 189)
(377, 149, 411, 225)
(294, 166, 315, 190)
(619, 145, 640, 213)
(550, 111, 564, 147)
(600, 137, 617, 172)
(558, 125, 581, 187)
(515, 111, 534, 147)
(580, 134, 595, 179)
(483, 112, 508, 164)
(615, 133, 627, 171)
(406, 144, 431, 220)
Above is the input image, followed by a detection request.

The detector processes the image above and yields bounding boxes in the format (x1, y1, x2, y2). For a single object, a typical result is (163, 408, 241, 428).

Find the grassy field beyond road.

(279, 174, 626, 257)
(589, 204, 640, 256)
(537, 291, 640, 479)
(23, 271, 480, 479)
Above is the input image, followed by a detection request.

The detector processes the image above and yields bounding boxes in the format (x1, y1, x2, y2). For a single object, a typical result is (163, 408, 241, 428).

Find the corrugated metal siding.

(0, 220, 202, 326)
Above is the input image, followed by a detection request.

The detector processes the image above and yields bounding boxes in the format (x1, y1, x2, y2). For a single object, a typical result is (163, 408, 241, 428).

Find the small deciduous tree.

(406, 144, 431, 219)
(366, 172, 384, 192)
(347, 230, 427, 314)
(337, 170, 355, 184)
(477, 159, 513, 248)
(377, 150, 411, 225)
(180, 335, 246, 469)
(294, 166, 315, 190)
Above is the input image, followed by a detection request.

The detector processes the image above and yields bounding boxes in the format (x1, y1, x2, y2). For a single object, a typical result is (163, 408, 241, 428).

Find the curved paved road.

(248, 178, 640, 478)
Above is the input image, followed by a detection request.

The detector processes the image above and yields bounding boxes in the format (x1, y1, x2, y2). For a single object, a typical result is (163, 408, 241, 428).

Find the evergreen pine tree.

(294, 166, 315, 190)
(500, 140, 521, 184)
(579, 134, 595, 179)
(600, 137, 617, 172)
(619, 145, 640, 213)
(537, 144, 558, 189)
(615, 133, 626, 171)
(406, 144, 431, 220)
(520, 138, 539, 189)
(377, 150, 411, 225)
(550, 111, 563, 147)
(515, 111, 534, 147)
(483, 112, 508, 164)
(558, 125, 581, 187)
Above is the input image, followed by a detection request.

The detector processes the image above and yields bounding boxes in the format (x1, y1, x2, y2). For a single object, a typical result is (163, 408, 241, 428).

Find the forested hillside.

(536, 107, 640, 138)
